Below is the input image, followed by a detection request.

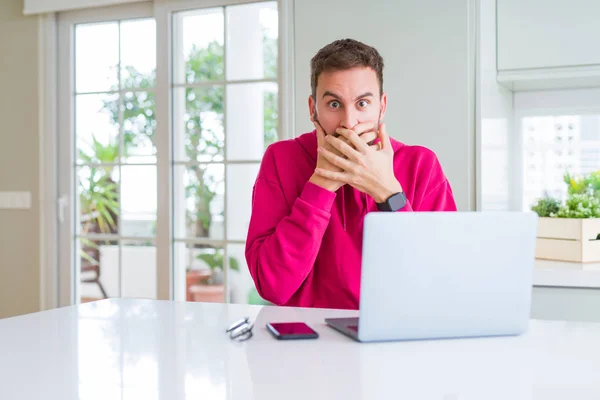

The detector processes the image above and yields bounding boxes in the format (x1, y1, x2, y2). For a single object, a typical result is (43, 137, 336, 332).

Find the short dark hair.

(310, 38, 384, 99)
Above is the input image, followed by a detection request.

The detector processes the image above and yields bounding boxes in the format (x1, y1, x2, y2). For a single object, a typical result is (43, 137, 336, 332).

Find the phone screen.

(267, 322, 319, 339)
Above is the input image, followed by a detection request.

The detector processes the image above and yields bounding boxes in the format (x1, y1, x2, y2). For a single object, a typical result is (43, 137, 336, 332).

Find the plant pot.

(188, 284, 225, 303)
(186, 270, 212, 301)
(536, 217, 600, 262)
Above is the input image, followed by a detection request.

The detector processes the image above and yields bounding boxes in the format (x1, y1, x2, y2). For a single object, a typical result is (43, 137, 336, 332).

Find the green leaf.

(80, 238, 99, 265)
(531, 197, 561, 217)
(556, 193, 600, 218)
(229, 257, 240, 271)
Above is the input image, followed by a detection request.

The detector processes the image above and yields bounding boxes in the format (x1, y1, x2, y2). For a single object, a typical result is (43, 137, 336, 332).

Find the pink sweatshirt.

(245, 130, 457, 309)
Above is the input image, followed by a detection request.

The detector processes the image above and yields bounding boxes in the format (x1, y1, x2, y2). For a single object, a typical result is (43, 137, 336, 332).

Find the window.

(515, 89, 600, 211)
(171, 3, 279, 304)
(65, 13, 157, 303)
(58, 1, 287, 306)
(521, 114, 600, 209)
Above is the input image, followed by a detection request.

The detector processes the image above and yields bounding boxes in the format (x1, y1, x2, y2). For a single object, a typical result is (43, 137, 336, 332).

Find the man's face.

(308, 67, 387, 135)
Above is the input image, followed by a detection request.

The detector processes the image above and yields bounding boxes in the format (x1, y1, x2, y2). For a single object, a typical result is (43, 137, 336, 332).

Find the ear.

(308, 95, 316, 121)
(379, 92, 387, 121)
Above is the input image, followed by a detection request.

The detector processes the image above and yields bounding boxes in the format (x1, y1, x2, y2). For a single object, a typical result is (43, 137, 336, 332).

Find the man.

(245, 39, 457, 310)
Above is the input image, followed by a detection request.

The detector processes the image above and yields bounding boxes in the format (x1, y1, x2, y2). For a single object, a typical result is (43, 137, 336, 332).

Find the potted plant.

(186, 249, 240, 302)
(78, 136, 120, 300)
(531, 171, 600, 262)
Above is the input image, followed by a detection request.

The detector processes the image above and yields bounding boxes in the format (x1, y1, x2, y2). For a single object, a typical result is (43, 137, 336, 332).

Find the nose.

(339, 108, 359, 130)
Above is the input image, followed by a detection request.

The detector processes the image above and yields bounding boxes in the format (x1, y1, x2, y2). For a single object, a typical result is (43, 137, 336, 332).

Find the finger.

(351, 122, 379, 136)
(360, 130, 376, 142)
(325, 134, 362, 163)
(319, 146, 349, 168)
(318, 146, 357, 171)
(313, 120, 325, 145)
(359, 130, 381, 149)
(378, 123, 392, 153)
(326, 143, 346, 158)
(314, 167, 350, 183)
(369, 138, 382, 149)
(359, 131, 378, 146)
(335, 127, 369, 154)
(338, 136, 355, 152)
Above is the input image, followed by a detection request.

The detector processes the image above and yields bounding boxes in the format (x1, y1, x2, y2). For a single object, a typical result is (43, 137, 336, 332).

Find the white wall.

(293, 0, 476, 211)
(478, 0, 514, 211)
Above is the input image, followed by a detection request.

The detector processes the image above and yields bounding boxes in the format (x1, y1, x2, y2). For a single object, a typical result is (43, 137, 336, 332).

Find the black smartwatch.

(376, 192, 407, 212)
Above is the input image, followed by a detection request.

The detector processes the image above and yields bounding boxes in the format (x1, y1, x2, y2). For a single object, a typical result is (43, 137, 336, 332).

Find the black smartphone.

(266, 322, 319, 340)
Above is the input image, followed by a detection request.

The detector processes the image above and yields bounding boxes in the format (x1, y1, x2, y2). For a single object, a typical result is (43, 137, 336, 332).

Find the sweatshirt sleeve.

(396, 146, 458, 212)
(418, 179, 457, 211)
(245, 147, 336, 305)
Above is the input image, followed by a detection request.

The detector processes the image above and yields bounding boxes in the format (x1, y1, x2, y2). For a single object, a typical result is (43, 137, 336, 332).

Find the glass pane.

(76, 94, 120, 164)
(226, 2, 278, 81)
(173, 87, 224, 162)
(122, 91, 156, 163)
(77, 166, 120, 236)
(78, 237, 119, 303)
(173, 164, 224, 240)
(121, 166, 156, 237)
(174, 8, 224, 84)
(120, 18, 156, 89)
(521, 115, 600, 210)
(226, 83, 277, 160)
(75, 22, 119, 93)
(120, 240, 157, 299)
(226, 164, 259, 241)
(227, 244, 269, 305)
(175, 244, 225, 303)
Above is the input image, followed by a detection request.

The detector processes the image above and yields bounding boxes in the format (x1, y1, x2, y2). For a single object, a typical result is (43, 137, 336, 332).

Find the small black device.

(266, 322, 319, 340)
(376, 191, 407, 212)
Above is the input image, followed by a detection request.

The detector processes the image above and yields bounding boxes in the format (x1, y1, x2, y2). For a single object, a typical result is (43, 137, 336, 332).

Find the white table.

(1, 299, 600, 399)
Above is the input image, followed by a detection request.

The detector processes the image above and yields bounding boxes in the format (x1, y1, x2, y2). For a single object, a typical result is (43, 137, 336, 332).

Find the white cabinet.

(497, 0, 600, 90)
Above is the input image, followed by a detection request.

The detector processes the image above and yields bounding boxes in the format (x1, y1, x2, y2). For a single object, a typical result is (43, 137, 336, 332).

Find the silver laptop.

(326, 212, 538, 342)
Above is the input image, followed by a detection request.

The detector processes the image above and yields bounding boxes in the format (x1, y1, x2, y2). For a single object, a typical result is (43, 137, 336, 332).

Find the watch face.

(389, 192, 407, 211)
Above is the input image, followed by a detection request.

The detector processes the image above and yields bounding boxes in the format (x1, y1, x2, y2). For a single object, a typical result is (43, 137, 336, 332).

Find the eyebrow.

(322, 91, 375, 101)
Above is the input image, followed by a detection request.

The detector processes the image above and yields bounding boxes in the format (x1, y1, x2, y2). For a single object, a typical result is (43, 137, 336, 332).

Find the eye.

(328, 101, 340, 109)
(357, 100, 369, 109)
